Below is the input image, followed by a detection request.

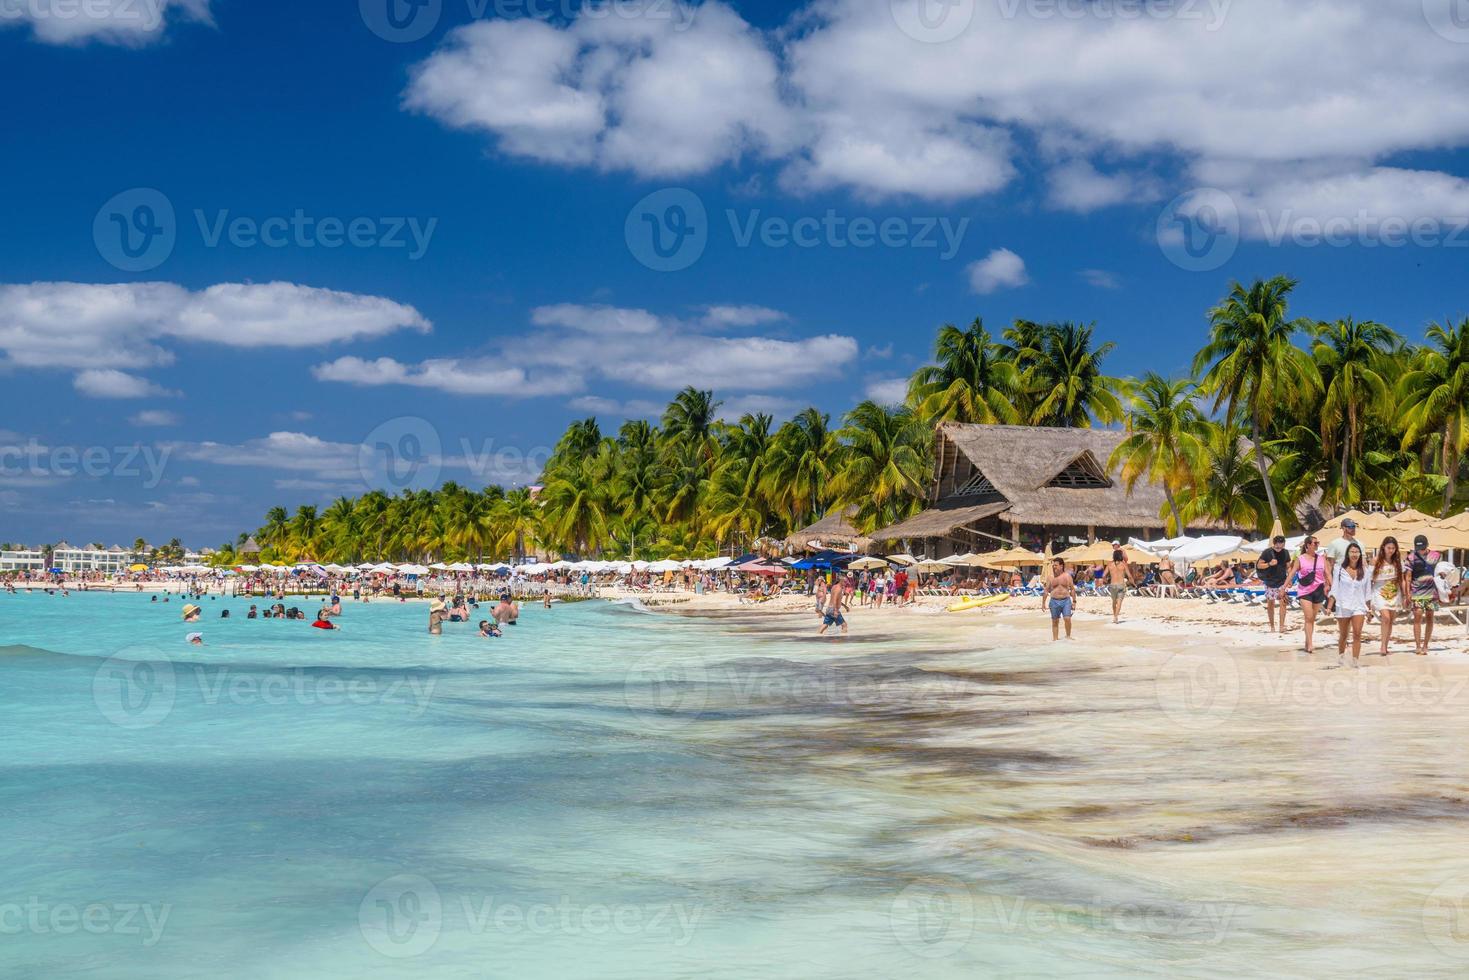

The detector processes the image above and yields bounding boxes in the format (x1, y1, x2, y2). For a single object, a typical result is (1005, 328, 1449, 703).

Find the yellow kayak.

(947, 594, 1011, 613)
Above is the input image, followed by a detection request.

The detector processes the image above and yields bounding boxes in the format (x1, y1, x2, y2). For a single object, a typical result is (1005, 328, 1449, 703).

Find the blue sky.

(3, 0, 1469, 546)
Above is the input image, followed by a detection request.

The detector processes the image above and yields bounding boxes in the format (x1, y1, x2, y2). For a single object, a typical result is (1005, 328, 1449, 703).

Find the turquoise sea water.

(6, 590, 1469, 977)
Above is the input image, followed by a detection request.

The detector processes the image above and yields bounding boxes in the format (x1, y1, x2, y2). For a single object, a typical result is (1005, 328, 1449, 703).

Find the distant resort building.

(0, 546, 46, 572)
(49, 543, 135, 574)
(868, 423, 1217, 556)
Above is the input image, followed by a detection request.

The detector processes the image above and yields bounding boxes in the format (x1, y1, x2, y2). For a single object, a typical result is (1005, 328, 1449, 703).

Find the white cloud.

(1079, 269, 1122, 290)
(967, 248, 1029, 295)
(404, 5, 794, 177)
(73, 369, 174, 399)
(0, 281, 429, 372)
(316, 303, 858, 399)
(715, 394, 802, 422)
(166, 431, 362, 481)
(699, 305, 788, 328)
(3, 0, 211, 46)
(404, 0, 1469, 227)
(129, 409, 182, 426)
(864, 377, 910, 405)
(312, 356, 580, 398)
(567, 396, 664, 418)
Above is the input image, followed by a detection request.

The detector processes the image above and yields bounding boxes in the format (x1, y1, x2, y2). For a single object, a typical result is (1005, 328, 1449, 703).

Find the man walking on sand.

(1046, 558, 1077, 641)
(1105, 548, 1138, 623)
(1256, 534, 1292, 636)
(818, 578, 849, 636)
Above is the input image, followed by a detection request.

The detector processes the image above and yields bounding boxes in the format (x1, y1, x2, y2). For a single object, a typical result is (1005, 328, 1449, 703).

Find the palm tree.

(1310, 317, 1399, 509)
(830, 401, 932, 532)
(1108, 374, 1212, 534)
(661, 386, 722, 459)
(494, 487, 540, 561)
(259, 506, 289, 551)
(541, 458, 610, 556)
(761, 407, 837, 527)
(1398, 318, 1469, 516)
(707, 412, 776, 549)
(1192, 275, 1318, 527)
(907, 318, 1019, 424)
(1023, 322, 1123, 427)
(1179, 425, 1270, 532)
(287, 505, 319, 559)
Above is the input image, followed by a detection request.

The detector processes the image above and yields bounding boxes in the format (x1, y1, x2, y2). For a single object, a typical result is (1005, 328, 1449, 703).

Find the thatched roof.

(872, 423, 1218, 540)
(239, 537, 262, 554)
(870, 499, 1010, 541)
(786, 506, 873, 551)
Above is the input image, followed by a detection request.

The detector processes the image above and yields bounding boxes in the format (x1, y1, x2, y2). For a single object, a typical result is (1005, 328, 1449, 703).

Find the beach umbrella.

(128, 563, 148, 572)
(910, 559, 955, 574)
(977, 547, 1047, 568)
(1320, 510, 1374, 531)
(886, 553, 917, 566)
(737, 560, 789, 575)
(847, 556, 889, 571)
(398, 564, 430, 576)
(1390, 508, 1436, 525)
(1433, 512, 1469, 533)
(1168, 536, 1246, 564)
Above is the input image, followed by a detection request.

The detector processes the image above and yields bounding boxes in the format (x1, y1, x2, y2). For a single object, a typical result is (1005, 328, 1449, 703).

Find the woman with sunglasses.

(1287, 536, 1330, 655)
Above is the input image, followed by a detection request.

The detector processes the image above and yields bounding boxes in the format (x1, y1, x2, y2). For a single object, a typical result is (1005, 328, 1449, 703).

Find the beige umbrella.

(1057, 542, 1152, 564)
(977, 546, 1047, 569)
(847, 556, 889, 571)
(910, 559, 956, 574)
(886, 554, 917, 566)
(1390, 507, 1436, 524)
(1320, 509, 1375, 531)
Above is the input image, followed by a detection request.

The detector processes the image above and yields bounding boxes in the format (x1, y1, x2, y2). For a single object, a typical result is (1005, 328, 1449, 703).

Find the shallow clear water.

(4, 590, 1469, 977)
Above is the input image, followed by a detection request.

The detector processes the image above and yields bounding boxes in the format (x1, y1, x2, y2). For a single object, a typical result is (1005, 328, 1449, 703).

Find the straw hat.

(181, 603, 201, 619)
(428, 597, 446, 613)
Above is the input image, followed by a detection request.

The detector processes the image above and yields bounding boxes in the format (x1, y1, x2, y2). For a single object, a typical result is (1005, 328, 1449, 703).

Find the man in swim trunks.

(1046, 558, 1077, 641)
(1255, 535, 1292, 635)
(1104, 549, 1138, 624)
(818, 578, 848, 636)
(1408, 534, 1441, 656)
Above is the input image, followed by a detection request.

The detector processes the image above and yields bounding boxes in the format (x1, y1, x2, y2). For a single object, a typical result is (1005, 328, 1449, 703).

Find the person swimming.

(311, 609, 338, 630)
(186, 632, 203, 646)
(182, 603, 201, 622)
(478, 620, 501, 638)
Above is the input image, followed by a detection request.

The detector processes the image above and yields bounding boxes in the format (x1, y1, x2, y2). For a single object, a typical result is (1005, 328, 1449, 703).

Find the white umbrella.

(1167, 536, 1246, 564)
(702, 557, 734, 569)
(631, 560, 651, 571)
(910, 559, 956, 573)
(398, 563, 431, 576)
(370, 562, 398, 574)
(847, 556, 889, 571)
(647, 559, 682, 572)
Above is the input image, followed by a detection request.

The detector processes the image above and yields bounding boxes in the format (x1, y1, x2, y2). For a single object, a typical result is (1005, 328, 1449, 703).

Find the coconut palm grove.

(207, 275, 1467, 566)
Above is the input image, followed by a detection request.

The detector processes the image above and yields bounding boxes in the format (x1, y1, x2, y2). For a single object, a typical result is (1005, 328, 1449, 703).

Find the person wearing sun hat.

(181, 603, 201, 622)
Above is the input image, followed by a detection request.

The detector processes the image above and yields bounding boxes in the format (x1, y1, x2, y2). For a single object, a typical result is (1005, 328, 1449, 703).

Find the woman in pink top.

(1287, 535, 1331, 655)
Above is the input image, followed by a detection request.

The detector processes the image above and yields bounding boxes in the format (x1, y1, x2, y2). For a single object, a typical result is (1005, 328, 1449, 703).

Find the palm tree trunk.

(1443, 423, 1459, 517)
(1163, 483, 1183, 536)
(1339, 437, 1350, 510)
(1250, 413, 1281, 526)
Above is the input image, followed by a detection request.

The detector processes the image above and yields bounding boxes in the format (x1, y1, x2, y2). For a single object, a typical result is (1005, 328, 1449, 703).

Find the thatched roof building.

(786, 506, 874, 552)
(870, 423, 1215, 553)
